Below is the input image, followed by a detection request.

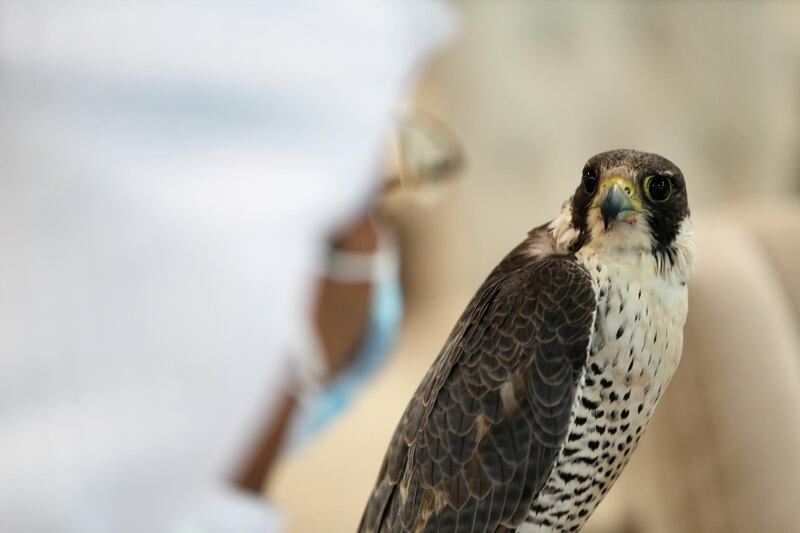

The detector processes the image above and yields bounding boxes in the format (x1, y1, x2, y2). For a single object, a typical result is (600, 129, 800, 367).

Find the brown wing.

(359, 254, 596, 532)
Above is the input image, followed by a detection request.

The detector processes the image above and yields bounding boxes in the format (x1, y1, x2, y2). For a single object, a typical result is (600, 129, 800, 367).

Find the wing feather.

(359, 239, 595, 533)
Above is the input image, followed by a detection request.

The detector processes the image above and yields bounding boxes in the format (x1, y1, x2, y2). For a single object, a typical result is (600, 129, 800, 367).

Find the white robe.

(0, 2, 453, 531)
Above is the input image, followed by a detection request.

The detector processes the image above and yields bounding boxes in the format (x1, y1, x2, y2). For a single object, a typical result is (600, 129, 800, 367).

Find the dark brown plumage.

(359, 249, 596, 532)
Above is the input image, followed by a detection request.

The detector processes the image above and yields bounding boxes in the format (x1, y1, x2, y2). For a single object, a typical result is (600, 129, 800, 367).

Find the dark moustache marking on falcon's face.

(568, 149, 689, 260)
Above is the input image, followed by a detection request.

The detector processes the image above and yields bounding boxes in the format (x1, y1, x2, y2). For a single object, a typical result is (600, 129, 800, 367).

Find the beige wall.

(269, 2, 800, 531)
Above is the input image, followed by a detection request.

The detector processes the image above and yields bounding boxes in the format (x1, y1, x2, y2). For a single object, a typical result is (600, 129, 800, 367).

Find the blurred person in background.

(0, 2, 452, 532)
(235, 212, 403, 494)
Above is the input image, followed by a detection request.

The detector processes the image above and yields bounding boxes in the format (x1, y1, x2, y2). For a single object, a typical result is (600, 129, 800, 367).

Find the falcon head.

(551, 149, 693, 278)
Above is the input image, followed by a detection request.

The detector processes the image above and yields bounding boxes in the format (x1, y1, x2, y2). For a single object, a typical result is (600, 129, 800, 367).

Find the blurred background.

(5, 2, 800, 532)
(268, 2, 800, 532)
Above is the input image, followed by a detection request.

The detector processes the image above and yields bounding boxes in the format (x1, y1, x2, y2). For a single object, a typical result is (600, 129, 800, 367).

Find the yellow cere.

(593, 175, 644, 212)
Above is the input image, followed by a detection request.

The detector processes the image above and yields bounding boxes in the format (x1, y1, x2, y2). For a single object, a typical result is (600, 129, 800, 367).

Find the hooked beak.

(600, 182, 637, 230)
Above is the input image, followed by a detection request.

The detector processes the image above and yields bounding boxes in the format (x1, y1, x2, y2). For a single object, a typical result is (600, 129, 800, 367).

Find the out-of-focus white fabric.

(0, 2, 452, 532)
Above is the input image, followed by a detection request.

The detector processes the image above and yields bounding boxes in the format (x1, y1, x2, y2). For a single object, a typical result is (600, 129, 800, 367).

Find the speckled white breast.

(520, 249, 688, 533)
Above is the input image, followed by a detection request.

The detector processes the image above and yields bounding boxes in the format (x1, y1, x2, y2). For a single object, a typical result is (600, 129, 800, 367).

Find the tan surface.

(269, 2, 800, 531)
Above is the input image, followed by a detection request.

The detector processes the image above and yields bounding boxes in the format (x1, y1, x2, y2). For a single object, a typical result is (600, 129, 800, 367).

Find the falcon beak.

(599, 178, 639, 230)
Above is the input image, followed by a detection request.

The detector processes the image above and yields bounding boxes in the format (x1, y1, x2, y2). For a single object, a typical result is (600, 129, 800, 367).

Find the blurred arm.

(234, 215, 379, 493)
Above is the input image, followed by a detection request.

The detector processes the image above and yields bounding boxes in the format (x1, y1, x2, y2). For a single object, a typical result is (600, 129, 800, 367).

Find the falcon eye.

(582, 167, 599, 194)
(644, 175, 673, 203)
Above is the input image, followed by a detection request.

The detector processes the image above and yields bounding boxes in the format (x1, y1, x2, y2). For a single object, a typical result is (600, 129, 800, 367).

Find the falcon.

(359, 149, 694, 532)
